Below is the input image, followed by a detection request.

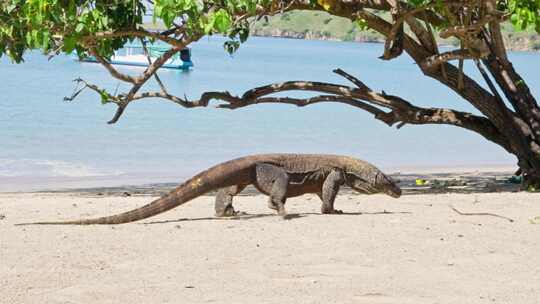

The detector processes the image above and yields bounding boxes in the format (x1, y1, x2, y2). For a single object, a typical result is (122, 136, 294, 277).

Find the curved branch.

(88, 48, 137, 84)
(405, 16, 437, 54)
(439, 12, 507, 39)
(324, 8, 534, 159)
(105, 33, 200, 123)
(105, 46, 185, 124)
(108, 69, 511, 152)
(131, 91, 204, 107)
(334, 8, 509, 122)
(333, 68, 369, 89)
(86, 28, 188, 48)
(421, 49, 476, 70)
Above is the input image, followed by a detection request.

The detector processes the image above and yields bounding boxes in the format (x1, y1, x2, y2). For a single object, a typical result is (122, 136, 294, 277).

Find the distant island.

(250, 10, 540, 52)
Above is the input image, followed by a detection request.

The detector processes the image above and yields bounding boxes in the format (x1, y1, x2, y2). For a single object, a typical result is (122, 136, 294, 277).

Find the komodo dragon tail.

(16, 157, 255, 225)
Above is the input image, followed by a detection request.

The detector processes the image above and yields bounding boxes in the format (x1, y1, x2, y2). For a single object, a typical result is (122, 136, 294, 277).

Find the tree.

(1, 0, 540, 189)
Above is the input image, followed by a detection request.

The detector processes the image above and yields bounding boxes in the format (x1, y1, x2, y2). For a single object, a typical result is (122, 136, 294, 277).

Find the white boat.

(81, 44, 193, 70)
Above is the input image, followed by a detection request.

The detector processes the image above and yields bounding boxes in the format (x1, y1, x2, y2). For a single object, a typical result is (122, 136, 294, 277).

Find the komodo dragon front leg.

(254, 163, 289, 216)
(214, 185, 247, 217)
(215, 163, 290, 217)
(318, 169, 345, 214)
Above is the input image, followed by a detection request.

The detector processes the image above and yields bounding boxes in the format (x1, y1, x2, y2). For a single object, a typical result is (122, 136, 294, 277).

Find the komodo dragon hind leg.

(215, 185, 247, 217)
(255, 163, 289, 216)
(318, 169, 345, 214)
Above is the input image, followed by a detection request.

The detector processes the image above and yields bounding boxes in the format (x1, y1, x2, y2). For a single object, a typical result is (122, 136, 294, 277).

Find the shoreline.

(248, 10, 540, 53)
(0, 165, 521, 195)
(249, 32, 540, 53)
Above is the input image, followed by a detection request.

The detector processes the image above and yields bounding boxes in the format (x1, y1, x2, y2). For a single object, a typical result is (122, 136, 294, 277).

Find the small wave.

(0, 159, 122, 177)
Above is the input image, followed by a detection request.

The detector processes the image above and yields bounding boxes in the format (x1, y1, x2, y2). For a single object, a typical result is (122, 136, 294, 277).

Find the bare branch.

(439, 11, 507, 39)
(140, 38, 168, 94)
(379, 1, 403, 60)
(381, 0, 437, 60)
(106, 49, 183, 124)
(474, 59, 504, 104)
(421, 49, 476, 70)
(88, 48, 137, 84)
(108, 104, 128, 124)
(336, 7, 537, 158)
(63, 78, 87, 102)
(105, 33, 200, 123)
(332, 68, 370, 90)
(450, 205, 514, 223)
(405, 16, 436, 54)
(130, 69, 507, 151)
(131, 91, 204, 107)
(85, 28, 189, 48)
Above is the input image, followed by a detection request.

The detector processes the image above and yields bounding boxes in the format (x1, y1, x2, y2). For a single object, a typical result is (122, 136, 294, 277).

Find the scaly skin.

(17, 154, 401, 225)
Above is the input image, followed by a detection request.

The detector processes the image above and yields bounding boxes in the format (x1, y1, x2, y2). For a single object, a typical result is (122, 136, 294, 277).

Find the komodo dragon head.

(342, 159, 401, 198)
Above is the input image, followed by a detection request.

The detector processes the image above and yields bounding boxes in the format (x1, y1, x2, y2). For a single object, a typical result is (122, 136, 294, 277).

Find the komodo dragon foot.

(215, 204, 239, 217)
(321, 208, 344, 214)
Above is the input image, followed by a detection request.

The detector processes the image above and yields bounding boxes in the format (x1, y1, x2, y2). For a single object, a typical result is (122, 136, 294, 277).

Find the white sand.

(1, 192, 540, 303)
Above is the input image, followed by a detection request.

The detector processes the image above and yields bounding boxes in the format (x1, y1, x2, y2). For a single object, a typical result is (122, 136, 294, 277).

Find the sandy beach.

(1, 191, 539, 303)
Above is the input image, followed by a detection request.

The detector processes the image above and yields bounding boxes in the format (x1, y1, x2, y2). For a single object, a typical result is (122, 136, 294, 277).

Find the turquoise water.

(2, 36, 538, 190)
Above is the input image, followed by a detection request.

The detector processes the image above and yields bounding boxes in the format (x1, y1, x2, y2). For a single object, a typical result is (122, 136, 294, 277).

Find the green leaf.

(75, 23, 85, 33)
(153, 5, 162, 24)
(26, 31, 33, 46)
(356, 18, 368, 31)
(213, 9, 232, 33)
(63, 36, 77, 53)
(204, 16, 215, 34)
(42, 31, 50, 49)
(99, 90, 111, 104)
(31, 30, 39, 47)
(162, 11, 175, 28)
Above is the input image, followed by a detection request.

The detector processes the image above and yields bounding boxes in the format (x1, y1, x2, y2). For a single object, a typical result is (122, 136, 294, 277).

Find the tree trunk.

(520, 167, 540, 190)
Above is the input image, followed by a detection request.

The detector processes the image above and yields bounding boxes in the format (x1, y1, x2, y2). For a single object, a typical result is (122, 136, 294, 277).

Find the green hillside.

(251, 10, 382, 42)
(145, 10, 540, 52)
(251, 10, 540, 52)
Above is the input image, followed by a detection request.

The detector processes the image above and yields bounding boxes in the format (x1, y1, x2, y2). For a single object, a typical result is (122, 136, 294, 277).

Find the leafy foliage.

(505, 0, 540, 31)
(0, 0, 275, 61)
(0, 1, 146, 62)
(1, 0, 540, 60)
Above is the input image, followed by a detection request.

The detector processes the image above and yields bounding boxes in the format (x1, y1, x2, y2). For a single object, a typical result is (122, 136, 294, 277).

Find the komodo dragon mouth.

(346, 171, 401, 198)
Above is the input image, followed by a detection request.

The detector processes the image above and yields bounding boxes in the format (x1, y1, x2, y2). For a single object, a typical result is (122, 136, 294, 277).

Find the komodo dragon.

(18, 154, 401, 225)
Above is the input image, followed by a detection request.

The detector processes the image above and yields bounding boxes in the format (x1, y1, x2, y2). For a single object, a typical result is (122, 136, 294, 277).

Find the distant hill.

(250, 10, 540, 52)
(144, 10, 540, 52)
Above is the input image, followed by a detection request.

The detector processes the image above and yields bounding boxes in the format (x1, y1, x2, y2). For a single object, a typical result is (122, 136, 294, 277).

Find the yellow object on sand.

(416, 179, 428, 186)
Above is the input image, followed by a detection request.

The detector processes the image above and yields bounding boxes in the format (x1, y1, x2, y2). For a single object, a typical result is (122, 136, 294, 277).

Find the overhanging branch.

(82, 68, 510, 152)
(88, 48, 138, 84)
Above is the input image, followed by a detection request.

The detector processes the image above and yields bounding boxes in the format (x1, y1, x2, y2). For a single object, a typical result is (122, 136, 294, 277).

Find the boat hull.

(80, 56, 193, 70)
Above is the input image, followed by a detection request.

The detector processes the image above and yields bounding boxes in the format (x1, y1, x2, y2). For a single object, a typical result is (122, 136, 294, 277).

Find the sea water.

(1, 36, 538, 191)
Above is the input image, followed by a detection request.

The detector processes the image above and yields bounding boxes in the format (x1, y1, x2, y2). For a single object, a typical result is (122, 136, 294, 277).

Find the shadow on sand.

(141, 210, 412, 225)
